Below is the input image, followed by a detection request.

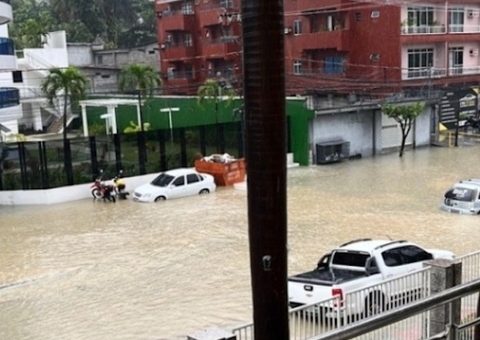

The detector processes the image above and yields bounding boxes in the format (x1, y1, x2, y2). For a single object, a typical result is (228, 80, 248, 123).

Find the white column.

(107, 105, 118, 134)
(136, 103, 142, 129)
(81, 104, 89, 137)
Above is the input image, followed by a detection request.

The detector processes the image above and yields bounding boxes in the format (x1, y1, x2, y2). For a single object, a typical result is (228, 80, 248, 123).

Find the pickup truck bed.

(289, 268, 367, 286)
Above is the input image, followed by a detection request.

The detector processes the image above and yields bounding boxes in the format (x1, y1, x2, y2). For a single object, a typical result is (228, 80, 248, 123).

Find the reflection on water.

(1, 146, 480, 340)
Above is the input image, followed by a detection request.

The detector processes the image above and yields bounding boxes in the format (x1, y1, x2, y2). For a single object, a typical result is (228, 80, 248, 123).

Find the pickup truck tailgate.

(288, 269, 366, 307)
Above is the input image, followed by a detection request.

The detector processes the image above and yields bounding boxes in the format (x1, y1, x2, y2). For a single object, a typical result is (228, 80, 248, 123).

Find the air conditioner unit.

(469, 49, 479, 57)
(284, 27, 292, 35)
(468, 9, 480, 18)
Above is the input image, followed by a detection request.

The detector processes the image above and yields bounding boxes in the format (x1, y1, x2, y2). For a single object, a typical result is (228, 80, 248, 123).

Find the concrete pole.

(81, 104, 89, 137)
(423, 259, 462, 340)
(108, 105, 118, 134)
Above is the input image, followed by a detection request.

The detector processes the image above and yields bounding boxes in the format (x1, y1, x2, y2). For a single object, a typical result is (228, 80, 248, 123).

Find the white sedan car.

(133, 168, 216, 203)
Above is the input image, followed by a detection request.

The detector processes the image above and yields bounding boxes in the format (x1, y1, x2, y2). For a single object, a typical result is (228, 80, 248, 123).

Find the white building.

(0, 0, 21, 137)
(16, 31, 69, 133)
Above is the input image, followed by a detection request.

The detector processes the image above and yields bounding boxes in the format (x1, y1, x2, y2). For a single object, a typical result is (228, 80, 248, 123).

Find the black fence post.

(158, 130, 167, 171)
(64, 139, 74, 185)
(137, 131, 146, 175)
(113, 134, 122, 173)
(180, 127, 187, 167)
(199, 125, 207, 157)
(18, 142, 28, 189)
(89, 136, 99, 179)
(38, 141, 47, 189)
(217, 123, 225, 154)
(41, 141, 49, 188)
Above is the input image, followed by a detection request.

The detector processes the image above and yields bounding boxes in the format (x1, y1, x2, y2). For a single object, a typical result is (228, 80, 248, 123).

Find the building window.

(293, 60, 302, 75)
(181, 1, 194, 14)
(101, 74, 111, 79)
(449, 8, 465, 33)
(355, 12, 361, 21)
(324, 56, 345, 74)
(184, 33, 192, 46)
(96, 55, 103, 65)
(407, 7, 434, 28)
(293, 20, 302, 35)
(407, 48, 433, 78)
(220, 0, 233, 8)
(185, 64, 194, 78)
(449, 47, 464, 75)
(12, 71, 23, 83)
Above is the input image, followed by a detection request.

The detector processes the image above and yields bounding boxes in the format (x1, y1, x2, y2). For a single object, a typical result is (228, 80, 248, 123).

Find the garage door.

(381, 115, 413, 150)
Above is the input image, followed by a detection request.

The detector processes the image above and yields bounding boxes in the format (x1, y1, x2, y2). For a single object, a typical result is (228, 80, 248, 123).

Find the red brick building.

(156, 0, 480, 96)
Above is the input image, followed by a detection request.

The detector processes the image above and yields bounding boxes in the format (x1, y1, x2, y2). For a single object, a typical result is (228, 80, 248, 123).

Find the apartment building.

(155, 0, 242, 95)
(155, 0, 480, 96)
(0, 0, 21, 136)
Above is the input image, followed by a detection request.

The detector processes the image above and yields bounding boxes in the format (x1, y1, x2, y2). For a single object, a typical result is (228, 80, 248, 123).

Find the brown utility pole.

(241, 0, 289, 339)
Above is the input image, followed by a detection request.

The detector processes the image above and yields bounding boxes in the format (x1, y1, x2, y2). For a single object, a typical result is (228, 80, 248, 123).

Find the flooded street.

(1, 145, 480, 340)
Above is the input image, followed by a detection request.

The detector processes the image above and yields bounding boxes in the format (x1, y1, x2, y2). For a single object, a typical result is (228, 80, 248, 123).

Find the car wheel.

(155, 196, 166, 202)
(199, 189, 210, 195)
(365, 292, 385, 317)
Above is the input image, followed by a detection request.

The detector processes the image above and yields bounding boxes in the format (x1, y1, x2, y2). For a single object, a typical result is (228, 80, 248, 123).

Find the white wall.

(0, 173, 159, 206)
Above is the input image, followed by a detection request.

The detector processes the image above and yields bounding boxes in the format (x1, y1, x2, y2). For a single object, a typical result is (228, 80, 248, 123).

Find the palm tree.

(40, 67, 88, 141)
(118, 64, 162, 132)
(197, 78, 235, 125)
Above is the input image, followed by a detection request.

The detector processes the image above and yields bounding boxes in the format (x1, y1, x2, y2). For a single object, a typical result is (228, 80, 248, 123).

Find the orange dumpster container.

(195, 158, 246, 186)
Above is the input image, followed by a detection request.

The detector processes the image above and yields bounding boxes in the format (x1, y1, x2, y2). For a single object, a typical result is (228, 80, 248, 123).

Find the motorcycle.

(113, 170, 129, 200)
(91, 170, 116, 202)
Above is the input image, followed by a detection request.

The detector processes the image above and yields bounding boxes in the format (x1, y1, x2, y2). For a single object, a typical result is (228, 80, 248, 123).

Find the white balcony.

(449, 25, 480, 33)
(0, 0, 12, 25)
(401, 25, 446, 35)
(402, 67, 447, 80)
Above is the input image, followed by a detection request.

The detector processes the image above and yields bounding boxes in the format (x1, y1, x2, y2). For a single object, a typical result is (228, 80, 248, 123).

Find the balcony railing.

(403, 67, 447, 79)
(0, 88, 20, 109)
(401, 24, 480, 35)
(401, 25, 446, 35)
(0, 37, 14, 56)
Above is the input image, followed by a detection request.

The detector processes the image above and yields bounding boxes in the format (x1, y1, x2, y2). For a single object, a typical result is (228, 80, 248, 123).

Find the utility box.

(315, 140, 350, 164)
(187, 328, 236, 340)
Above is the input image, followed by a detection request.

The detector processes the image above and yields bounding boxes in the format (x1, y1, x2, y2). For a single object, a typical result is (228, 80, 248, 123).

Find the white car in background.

(133, 168, 216, 202)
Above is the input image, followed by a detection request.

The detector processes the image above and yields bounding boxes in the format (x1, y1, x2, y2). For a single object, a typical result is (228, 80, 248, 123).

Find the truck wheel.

(365, 292, 385, 317)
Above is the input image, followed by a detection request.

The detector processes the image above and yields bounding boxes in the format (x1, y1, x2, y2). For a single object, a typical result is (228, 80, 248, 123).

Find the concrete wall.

(68, 45, 94, 66)
(415, 106, 434, 148)
(0, 173, 159, 206)
(311, 110, 376, 158)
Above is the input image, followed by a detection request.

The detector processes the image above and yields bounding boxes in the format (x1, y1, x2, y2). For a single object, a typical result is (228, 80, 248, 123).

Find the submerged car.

(133, 168, 216, 202)
(441, 179, 480, 215)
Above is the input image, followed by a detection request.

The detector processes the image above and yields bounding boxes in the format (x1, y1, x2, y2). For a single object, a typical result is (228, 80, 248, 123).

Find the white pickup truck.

(288, 239, 454, 317)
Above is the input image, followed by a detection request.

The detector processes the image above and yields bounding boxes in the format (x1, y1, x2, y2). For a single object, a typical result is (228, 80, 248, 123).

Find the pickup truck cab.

(288, 239, 454, 316)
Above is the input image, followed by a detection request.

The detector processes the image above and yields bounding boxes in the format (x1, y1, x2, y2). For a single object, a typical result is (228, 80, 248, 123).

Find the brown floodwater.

(1, 145, 480, 340)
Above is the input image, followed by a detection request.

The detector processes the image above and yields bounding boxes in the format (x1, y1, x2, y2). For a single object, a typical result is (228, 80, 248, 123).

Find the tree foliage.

(10, 0, 156, 49)
(118, 64, 162, 97)
(382, 101, 425, 157)
(40, 67, 88, 141)
(197, 79, 235, 124)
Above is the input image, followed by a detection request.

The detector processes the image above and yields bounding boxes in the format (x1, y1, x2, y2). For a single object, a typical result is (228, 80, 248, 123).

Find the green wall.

(83, 96, 314, 166)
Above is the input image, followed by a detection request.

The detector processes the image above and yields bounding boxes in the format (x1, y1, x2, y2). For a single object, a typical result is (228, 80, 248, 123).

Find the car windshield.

(331, 251, 370, 267)
(445, 187, 476, 202)
(151, 173, 174, 187)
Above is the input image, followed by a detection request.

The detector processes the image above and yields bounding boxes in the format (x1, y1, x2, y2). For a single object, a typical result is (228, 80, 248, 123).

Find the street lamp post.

(160, 107, 180, 145)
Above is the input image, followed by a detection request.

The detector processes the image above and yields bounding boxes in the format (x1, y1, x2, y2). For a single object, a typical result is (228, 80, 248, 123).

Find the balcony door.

(449, 47, 464, 75)
(450, 8, 464, 33)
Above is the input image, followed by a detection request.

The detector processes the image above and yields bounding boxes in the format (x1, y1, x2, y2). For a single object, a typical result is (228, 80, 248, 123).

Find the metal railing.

(233, 267, 432, 340)
(316, 279, 480, 340)
(233, 251, 480, 340)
